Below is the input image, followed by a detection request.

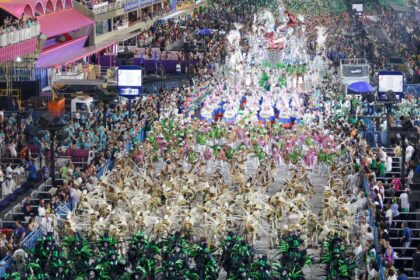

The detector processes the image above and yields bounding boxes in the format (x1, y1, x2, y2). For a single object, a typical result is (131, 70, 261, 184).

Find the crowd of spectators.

(114, 7, 167, 31)
(45, 0, 234, 231)
(0, 110, 41, 198)
(136, 2, 248, 77)
(304, 5, 419, 277)
(0, 17, 40, 47)
(76, 0, 194, 10)
(75, 0, 112, 9)
(340, 124, 419, 280)
(137, 6, 168, 23)
(138, 18, 185, 48)
(0, 17, 38, 33)
(306, 5, 420, 79)
(0, 1, 234, 247)
(0, 95, 164, 261)
(374, 9, 420, 76)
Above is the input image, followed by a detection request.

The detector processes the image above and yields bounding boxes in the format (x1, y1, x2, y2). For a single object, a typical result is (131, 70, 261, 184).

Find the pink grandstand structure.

(0, 0, 95, 65)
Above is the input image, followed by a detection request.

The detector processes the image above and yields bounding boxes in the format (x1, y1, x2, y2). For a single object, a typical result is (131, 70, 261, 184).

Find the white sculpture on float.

(247, 9, 287, 65)
(255, 9, 276, 33)
(226, 23, 244, 70)
(256, 9, 286, 51)
(316, 26, 327, 51)
(280, 16, 309, 66)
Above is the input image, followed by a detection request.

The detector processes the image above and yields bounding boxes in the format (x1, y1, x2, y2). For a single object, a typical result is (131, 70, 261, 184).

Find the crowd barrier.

(0, 23, 40, 48)
(56, 202, 72, 220)
(360, 131, 388, 147)
(361, 171, 385, 279)
(96, 159, 114, 178)
(0, 227, 43, 277)
(92, 0, 125, 14)
(0, 181, 40, 212)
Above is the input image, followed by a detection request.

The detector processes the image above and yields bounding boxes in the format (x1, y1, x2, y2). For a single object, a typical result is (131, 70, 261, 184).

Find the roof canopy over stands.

(36, 8, 94, 38)
(0, 0, 73, 18)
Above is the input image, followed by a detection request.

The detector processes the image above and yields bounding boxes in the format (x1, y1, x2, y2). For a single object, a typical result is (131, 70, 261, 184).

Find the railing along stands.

(0, 227, 43, 277)
(361, 170, 385, 280)
(0, 23, 41, 48)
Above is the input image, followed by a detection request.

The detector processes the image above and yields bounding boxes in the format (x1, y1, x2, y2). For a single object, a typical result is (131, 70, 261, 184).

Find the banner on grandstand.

(93, 2, 108, 10)
(341, 65, 369, 77)
(124, 0, 161, 12)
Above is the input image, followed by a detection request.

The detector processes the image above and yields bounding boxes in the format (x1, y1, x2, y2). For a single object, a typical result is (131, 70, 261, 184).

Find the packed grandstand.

(0, 0, 419, 279)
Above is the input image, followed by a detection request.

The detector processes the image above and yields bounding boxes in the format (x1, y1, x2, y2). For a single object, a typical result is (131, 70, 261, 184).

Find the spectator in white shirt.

(7, 141, 17, 158)
(365, 227, 374, 244)
(5, 163, 13, 176)
(1, 174, 15, 197)
(38, 200, 46, 218)
(387, 269, 397, 280)
(386, 156, 393, 173)
(0, 168, 4, 184)
(354, 240, 365, 279)
(40, 212, 55, 235)
(399, 189, 410, 213)
(380, 119, 387, 132)
(406, 143, 414, 163)
(356, 191, 367, 213)
(407, 167, 414, 184)
(360, 216, 369, 236)
(378, 181, 385, 197)
(378, 147, 387, 162)
(385, 204, 393, 226)
(348, 173, 359, 194)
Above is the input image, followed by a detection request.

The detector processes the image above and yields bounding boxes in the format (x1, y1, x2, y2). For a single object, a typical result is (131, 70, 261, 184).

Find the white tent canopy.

(158, 10, 187, 21)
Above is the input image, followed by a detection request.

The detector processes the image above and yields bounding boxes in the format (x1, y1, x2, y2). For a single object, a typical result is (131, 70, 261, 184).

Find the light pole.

(183, 41, 190, 84)
(39, 113, 67, 187)
(50, 129, 57, 187)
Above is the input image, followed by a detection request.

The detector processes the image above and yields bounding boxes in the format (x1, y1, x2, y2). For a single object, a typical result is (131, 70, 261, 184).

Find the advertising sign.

(124, 0, 161, 12)
(117, 66, 142, 98)
(342, 65, 369, 77)
(378, 71, 404, 101)
(378, 71, 403, 93)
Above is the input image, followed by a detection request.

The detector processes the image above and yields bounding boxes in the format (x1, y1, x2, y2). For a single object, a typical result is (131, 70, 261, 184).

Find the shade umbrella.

(347, 81, 375, 93)
(197, 28, 213, 36)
